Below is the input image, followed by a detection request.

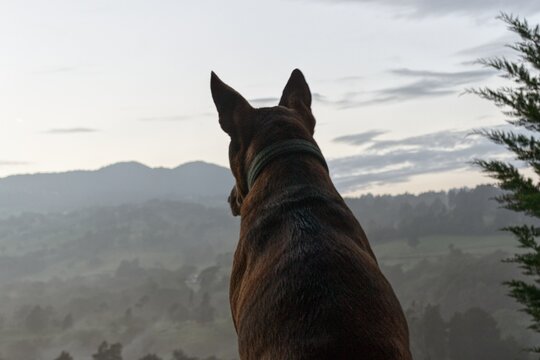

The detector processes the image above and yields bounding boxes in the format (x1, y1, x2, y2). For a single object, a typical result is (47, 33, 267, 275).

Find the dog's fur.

(211, 69, 412, 360)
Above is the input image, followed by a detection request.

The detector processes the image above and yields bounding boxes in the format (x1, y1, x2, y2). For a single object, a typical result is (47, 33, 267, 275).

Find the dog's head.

(211, 69, 316, 216)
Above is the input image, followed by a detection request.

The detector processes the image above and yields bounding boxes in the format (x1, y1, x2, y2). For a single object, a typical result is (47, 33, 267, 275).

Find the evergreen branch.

(468, 87, 540, 131)
(499, 13, 540, 46)
(473, 129, 540, 173)
(503, 279, 540, 332)
(478, 57, 540, 90)
(473, 14, 540, 352)
(473, 159, 540, 216)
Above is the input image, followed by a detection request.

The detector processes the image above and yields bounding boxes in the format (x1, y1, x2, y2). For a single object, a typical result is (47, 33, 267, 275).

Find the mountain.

(0, 161, 234, 216)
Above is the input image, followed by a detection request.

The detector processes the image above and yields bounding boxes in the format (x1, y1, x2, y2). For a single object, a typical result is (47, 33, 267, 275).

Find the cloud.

(334, 130, 389, 145)
(35, 66, 78, 74)
(44, 128, 99, 134)
(248, 97, 279, 107)
(139, 113, 215, 122)
(367, 128, 477, 150)
(333, 76, 364, 82)
(336, 68, 493, 107)
(312, 92, 339, 105)
(248, 68, 492, 110)
(249, 93, 333, 107)
(455, 35, 519, 65)
(391, 68, 490, 80)
(316, 0, 540, 17)
(0, 160, 30, 166)
(329, 127, 510, 193)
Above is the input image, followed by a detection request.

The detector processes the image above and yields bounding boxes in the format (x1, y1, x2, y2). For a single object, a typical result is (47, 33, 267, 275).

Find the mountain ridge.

(0, 160, 234, 216)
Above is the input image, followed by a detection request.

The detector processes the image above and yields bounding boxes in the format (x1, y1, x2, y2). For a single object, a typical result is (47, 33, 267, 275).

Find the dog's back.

(232, 181, 411, 359)
(211, 69, 412, 359)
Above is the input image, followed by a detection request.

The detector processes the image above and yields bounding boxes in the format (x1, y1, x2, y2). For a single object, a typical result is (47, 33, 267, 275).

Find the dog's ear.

(211, 72, 253, 137)
(228, 186, 242, 216)
(279, 69, 315, 134)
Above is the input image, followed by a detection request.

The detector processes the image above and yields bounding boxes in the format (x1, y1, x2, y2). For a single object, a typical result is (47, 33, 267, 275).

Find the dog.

(211, 69, 412, 360)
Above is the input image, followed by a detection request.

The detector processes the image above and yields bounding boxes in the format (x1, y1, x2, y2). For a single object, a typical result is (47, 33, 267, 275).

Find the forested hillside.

(0, 184, 534, 359)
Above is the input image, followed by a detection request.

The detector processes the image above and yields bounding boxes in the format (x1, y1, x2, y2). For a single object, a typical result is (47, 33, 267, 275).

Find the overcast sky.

(2, 0, 540, 195)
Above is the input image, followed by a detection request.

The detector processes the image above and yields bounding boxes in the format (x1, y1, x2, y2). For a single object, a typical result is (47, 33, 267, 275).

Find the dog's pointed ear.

(211, 72, 253, 136)
(279, 69, 312, 110)
(279, 69, 315, 133)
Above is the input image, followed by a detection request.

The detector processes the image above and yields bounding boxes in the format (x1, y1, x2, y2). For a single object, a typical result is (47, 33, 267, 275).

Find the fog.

(0, 164, 535, 359)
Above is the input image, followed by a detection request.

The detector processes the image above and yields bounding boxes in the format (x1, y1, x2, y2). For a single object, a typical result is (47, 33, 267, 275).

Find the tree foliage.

(54, 351, 74, 360)
(471, 13, 540, 353)
(138, 354, 163, 360)
(92, 341, 123, 360)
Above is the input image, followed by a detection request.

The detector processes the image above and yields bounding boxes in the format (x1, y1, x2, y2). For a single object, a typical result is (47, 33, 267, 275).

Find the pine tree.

(471, 13, 540, 353)
(195, 293, 215, 324)
(171, 349, 198, 360)
(138, 354, 163, 360)
(54, 351, 74, 360)
(92, 341, 123, 360)
(61, 313, 74, 331)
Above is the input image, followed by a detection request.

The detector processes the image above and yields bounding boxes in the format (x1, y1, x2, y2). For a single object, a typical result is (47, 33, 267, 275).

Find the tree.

(61, 313, 74, 331)
(447, 308, 521, 360)
(24, 305, 50, 333)
(54, 351, 74, 360)
(421, 305, 447, 360)
(471, 13, 540, 353)
(171, 349, 198, 360)
(195, 292, 215, 324)
(92, 341, 123, 360)
(138, 355, 163, 360)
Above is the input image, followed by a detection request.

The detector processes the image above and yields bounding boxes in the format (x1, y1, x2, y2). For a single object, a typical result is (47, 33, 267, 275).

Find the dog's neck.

(240, 153, 337, 217)
(245, 139, 328, 191)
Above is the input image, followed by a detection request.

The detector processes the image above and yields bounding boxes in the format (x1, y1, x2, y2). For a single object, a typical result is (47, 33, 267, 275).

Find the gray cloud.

(249, 68, 492, 110)
(312, 92, 338, 105)
(329, 127, 510, 193)
(354, 80, 455, 106)
(44, 128, 99, 134)
(248, 97, 279, 107)
(391, 68, 491, 80)
(456, 39, 509, 58)
(317, 0, 540, 17)
(367, 129, 477, 150)
(249, 93, 332, 107)
(333, 76, 364, 82)
(334, 130, 388, 145)
(336, 68, 493, 107)
(455, 35, 518, 65)
(140, 113, 214, 122)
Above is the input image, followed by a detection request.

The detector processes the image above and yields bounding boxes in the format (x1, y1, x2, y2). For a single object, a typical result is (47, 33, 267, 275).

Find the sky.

(2, 0, 540, 195)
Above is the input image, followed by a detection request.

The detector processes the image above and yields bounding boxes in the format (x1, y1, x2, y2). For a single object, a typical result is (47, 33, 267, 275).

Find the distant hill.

(0, 161, 233, 216)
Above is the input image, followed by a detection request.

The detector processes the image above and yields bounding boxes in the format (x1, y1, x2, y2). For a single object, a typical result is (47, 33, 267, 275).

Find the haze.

(3, 0, 540, 195)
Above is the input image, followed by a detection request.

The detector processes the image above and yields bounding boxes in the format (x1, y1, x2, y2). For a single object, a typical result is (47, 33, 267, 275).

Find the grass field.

(373, 234, 518, 267)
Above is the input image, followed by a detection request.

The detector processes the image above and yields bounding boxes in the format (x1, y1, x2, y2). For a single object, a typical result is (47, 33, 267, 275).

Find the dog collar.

(246, 139, 329, 191)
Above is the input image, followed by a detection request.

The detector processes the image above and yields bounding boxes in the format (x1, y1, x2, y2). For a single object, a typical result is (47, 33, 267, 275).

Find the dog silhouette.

(211, 69, 412, 360)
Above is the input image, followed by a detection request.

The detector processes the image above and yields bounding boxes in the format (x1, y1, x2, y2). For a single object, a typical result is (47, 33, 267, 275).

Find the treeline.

(0, 185, 535, 358)
(0, 258, 235, 359)
(0, 249, 533, 359)
(51, 342, 225, 360)
(5, 260, 224, 331)
(346, 185, 531, 245)
(407, 305, 525, 360)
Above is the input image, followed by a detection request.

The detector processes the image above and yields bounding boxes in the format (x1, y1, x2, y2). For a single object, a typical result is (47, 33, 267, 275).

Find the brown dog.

(211, 69, 412, 360)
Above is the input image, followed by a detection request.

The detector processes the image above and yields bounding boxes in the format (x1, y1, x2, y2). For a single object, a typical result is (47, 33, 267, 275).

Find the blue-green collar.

(246, 139, 328, 191)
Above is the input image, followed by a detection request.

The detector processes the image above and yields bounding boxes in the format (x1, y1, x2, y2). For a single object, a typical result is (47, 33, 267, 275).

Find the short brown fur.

(211, 69, 412, 360)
